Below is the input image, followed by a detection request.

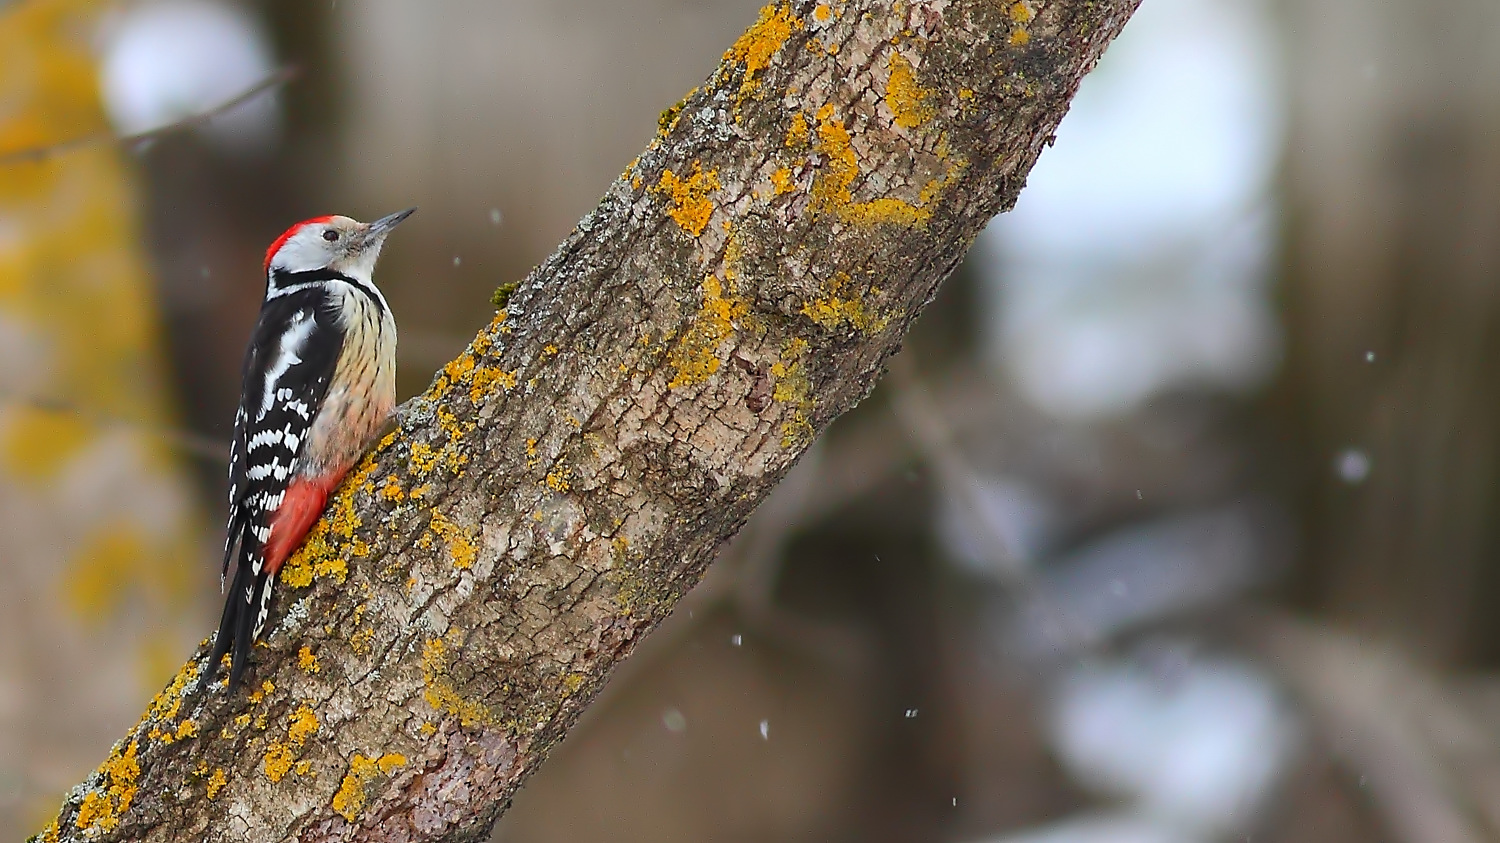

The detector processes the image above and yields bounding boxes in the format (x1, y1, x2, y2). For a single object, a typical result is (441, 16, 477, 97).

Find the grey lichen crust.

(37, 1, 1139, 841)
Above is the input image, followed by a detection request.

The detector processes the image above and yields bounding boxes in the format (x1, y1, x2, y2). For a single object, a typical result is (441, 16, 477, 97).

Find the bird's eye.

(323, 230, 339, 242)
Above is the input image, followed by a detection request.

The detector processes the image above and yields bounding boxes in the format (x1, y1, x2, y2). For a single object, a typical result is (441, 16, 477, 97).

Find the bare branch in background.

(0, 66, 299, 166)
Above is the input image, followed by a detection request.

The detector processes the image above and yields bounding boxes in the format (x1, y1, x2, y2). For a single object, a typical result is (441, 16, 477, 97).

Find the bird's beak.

(363, 207, 416, 244)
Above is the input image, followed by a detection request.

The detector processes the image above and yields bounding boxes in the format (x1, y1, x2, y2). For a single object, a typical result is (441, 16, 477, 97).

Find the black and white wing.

(201, 287, 343, 692)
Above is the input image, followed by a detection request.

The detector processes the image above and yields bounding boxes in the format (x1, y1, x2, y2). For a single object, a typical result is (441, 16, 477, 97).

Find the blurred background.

(3, 0, 1499, 840)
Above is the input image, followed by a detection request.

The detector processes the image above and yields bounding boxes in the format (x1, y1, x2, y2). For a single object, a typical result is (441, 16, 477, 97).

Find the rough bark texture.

(38, 1, 1137, 840)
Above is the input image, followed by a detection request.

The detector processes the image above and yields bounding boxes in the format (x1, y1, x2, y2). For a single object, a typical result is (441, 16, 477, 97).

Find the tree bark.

(38, 1, 1137, 840)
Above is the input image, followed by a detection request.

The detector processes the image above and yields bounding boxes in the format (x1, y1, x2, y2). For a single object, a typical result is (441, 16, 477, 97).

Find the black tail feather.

(198, 533, 271, 694)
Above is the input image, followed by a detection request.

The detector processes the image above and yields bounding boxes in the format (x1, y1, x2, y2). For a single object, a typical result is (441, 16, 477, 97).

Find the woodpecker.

(200, 208, 414, 693)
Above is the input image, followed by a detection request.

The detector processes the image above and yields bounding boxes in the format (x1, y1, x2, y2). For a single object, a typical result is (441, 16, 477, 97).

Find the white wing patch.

(258, 309, 317, 421)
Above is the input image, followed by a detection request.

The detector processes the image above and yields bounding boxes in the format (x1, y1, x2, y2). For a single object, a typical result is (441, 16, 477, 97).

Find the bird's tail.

(198, 530, 272, 694)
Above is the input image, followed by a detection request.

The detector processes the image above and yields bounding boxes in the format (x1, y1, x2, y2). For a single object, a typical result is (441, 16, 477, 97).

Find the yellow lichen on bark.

(770, 166, 796, 195)
(424, 511, 477, 569)
(287, 704, 319, 746)
(770, 338, 814, 447)
(723, 3, 803, 95)
(805, 108, 964, 228)
(655, 163, 720, 236)
(800, 272, 890, 333)
(298, 645, 321, 673)
(667, 276, 747, 389)
(263, 743, 294, 783)
(1008, 1, 1033, 44)
(330, 750, 408, 821)
(885, 51, 935, 129)
(811, 114, 927, 226)
(422, 637, 494, 727)
(73, 741, 138, 833)
(470, 366, 517, 402)
(785, 112, 811, 147)
(205, 769, 227, 800)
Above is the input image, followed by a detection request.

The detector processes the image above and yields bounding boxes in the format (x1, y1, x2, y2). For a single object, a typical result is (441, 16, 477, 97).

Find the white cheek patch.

(271, 229, 337, 274)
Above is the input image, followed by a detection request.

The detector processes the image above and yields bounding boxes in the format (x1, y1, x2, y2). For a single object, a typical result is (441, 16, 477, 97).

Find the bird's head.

(263, 208, 415, 286)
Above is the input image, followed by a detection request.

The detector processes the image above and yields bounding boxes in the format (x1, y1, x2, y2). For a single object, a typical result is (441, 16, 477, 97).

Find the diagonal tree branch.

(37, 1, 1138, 840)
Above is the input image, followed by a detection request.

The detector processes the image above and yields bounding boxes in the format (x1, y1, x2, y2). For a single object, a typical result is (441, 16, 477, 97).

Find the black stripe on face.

(269, 268, 386, 315)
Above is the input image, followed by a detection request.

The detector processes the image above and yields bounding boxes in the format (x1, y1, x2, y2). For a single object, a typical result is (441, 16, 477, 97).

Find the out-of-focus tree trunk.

(1279, 0, 1500, 664)
(37, 0, 1140, 840)
(0, 0, 207, 835)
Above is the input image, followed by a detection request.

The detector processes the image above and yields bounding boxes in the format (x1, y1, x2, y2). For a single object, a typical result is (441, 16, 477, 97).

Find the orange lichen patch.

(288, 704, 319, 745)
(205, 768, 227, 800)
(1007, 2, 1033, 45)
(424, 510, 477, 569)
(808, 112, 963, 227)
(298, 645, 321, 673)
(422, 637, 493, 727)
(248, 680, 274, 704)
(655, 163, 720, 236)
(812, 117, 921, 226)
(264, 742, 294, 783)
(470, 366, 517, 402)
(785, 112, 810, 147)
(801, 272, 890, 333)
(332, 752, 408, 821)
(380, 475, 405, 503)
(350, 625, 374, 655)
(770, 166, 796, 195)
(74, 740, 138, 833)
(667, 275, 747, 389)
(281, 455, 383, 588)
(813, 3, 833, 22)
(410, 442, 439, 475)
(723, 3, 802, 95)
(140, 656, 196, 744)
(885, 51, 935, 129)
(280, 537, 348, 588)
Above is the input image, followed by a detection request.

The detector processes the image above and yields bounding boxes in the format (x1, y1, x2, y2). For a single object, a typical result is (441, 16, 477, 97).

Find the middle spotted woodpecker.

(200, 208, 414, 693)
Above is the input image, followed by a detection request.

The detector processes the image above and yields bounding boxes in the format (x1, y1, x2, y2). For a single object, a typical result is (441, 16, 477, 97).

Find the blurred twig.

(0, 390, 226, 462)
(1248, 611, 1500, 843)
(0, 66, 299, 166)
